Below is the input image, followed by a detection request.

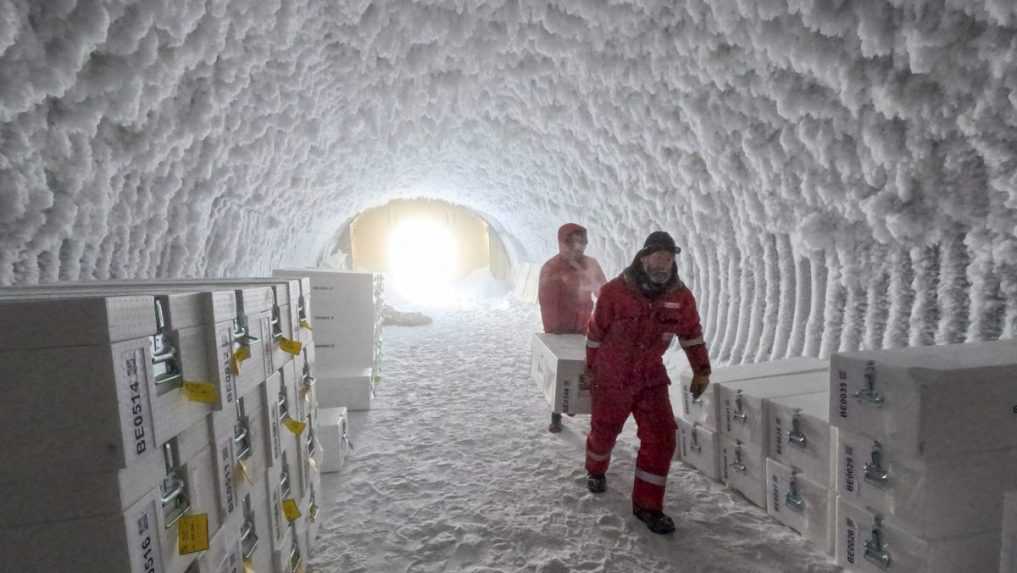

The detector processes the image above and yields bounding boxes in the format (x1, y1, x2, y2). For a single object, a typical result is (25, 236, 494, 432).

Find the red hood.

(557, 223, 587, 254)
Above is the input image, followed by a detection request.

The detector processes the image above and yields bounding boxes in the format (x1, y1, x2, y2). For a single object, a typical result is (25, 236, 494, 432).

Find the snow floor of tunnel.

(308, 301, 840, 573)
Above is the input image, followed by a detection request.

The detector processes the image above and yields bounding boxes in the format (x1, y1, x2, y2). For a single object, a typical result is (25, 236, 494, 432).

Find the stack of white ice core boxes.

(672, 357, 828, 483)
(0, 277, 323, 572)
(273, 269, 383, 411)
(830, 339, 1017, 573)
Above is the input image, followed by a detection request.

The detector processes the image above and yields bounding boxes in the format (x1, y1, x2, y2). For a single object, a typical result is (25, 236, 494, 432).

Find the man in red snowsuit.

(583, 231, 711, 535)
(538, 223, 607, 432)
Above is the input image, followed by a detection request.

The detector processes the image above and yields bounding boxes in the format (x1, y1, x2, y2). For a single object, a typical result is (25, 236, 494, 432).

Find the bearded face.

(641, 250, 674, 284)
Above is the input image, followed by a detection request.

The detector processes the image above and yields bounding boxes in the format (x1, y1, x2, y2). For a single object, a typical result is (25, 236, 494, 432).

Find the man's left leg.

(630, 384, 678, 534)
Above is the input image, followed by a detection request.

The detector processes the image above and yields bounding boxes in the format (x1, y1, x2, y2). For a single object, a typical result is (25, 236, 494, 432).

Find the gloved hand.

(581, 367, 596, 392)
(690, 372, 710, 399)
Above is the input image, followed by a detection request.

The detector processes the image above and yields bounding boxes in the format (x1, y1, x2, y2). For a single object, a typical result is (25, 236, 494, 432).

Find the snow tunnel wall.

(2, 1, 1017, 361)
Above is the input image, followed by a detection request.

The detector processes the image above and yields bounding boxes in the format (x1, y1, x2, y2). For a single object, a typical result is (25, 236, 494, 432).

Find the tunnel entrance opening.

(348, 199, 512, 307)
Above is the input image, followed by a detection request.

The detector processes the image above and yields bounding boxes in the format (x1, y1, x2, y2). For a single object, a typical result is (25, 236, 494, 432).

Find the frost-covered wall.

(2, 1, 1017, 359)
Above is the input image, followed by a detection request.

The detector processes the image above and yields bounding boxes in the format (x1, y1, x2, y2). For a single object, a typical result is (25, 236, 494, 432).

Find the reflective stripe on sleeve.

(586, 339, 602, 349)
(634, 468, 667, 487)
(679, 336, 704, 348)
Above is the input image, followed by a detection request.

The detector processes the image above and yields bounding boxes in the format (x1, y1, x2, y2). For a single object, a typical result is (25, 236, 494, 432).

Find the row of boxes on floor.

(273, 270, 383, 412)
(0, 277, 352, 573)
(672, 339, 1017, 572)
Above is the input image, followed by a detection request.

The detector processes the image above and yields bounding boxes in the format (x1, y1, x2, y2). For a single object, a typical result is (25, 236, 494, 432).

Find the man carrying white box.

(537, 222, 607, 432)
(583, 231, 712, 535)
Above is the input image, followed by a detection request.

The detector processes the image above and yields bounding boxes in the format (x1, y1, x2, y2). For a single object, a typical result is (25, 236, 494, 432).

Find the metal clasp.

(864, 516, 892, 570)
(240, 494, 259, 560)
(280, 451, 292, 498)
(733, 390, 748, 424)
(151, 300, 183, 387)
(270, 305, 284, 341)
(787, 409, 807, 448)
(160, 440, 191, 529)
(730, 441, 747, 472)
(864, 441, 890, 488)
(785, 471, 805, 512)
(853, 360, 884, 406)
(690, 424, 702, 454)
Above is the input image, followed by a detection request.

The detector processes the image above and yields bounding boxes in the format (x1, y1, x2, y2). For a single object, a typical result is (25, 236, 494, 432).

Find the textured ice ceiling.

(2, 0, 1017, 361)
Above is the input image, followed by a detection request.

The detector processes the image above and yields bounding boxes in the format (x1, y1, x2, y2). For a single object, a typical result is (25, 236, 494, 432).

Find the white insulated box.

(274, 269, 380, 374)
(264, 462, 287, 553)
(830, 338, 1017, 460)
(718, 371, 828, 446)
(675, 415, 721, 481)
(766, 458, 835, 556)
(836, 496, 1001, 573)
(0, 294, 157, 349)
(195, 508, 243, 573)
(837, 427, 1017, 539)
(319, 407, 351, 474)
(530, 333, 591, 416)
(766, 392, 837, 487)
(674, 375, 720, 430)
(1001, 491, 1017, 573)
(0, 336, 160, 475)
(0, 487, 168, 573)
(720, 435, 767, 507)
(676, 357, 829, 423)
(318, 367, 375, 411)
(272, 525, 304, 573)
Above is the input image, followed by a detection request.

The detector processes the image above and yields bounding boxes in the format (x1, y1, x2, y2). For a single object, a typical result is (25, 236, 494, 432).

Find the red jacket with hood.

(585, 259, 711, 389)
(538, 223, 608, 334)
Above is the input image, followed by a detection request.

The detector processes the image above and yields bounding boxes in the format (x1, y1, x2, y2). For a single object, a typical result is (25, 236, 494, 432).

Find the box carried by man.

(530, 333, 591, 417)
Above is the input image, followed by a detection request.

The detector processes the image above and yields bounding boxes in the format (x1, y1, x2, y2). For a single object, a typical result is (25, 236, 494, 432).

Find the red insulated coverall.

(538, 223, 607, 334)
(584, 269, 711, 511)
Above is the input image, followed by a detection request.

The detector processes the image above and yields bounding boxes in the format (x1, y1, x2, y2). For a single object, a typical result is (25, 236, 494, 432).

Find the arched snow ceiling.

(2, 0, 1017, 361)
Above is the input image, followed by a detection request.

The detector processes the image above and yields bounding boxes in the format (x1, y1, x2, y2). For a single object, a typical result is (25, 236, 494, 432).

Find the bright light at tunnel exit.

(386, 217, 460, 306)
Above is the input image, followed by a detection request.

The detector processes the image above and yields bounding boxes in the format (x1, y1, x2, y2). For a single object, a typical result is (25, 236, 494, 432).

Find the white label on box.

(218, 436, 236, 518)
(128, 496, 163, 573)
(217, 323, 237, 406)
(120, 345, 157, 465)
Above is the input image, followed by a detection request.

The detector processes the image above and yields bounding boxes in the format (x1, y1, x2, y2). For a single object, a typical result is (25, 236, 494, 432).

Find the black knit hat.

(638, 231, 681, 258)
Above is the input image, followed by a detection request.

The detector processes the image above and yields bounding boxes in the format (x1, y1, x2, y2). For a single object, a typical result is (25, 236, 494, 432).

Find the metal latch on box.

(151, 299, 183, 388)
(864, 441, 890, 488)
(240, 494, 259, 560)
(854, 360, 885, 406)
(160, 440, 191, 529)
(270, 304, 284, 341)
(690, 424, 702, 454)
(280, 451, 292, 498)
(864, 516, 892, 570)
(730, 441, 747, 473)
(733, 390, 748, 424)
(785, 471, 805, 512)
(787, 409, 807, 448)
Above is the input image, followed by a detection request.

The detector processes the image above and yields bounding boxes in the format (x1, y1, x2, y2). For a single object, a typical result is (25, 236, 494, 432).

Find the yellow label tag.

(282, 498, 302, 522)
(236, 459, 253, 485)
(182, 381, 219, 404)
(283, 417, 306, 436)
(295, 562, 305, 573)
(230, 346, 251, 375)
(279, 337, 303, 356)
(299, 319, 313, 331)
(178, 514, 210, 555)
(244, 559, 255, 573)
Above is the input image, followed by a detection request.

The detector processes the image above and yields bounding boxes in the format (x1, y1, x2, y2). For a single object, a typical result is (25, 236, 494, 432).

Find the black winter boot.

(548, 413, 563, 433)
(633, 505, 676, 535)
(586, 473, 606, 494)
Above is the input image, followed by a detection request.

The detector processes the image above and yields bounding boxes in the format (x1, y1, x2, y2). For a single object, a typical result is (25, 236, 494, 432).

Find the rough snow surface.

(309, 302, 838, 572)
(3, 1, 1017, 358)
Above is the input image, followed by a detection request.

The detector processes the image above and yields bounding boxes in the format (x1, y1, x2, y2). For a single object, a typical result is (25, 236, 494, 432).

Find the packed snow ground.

(308, 302, 838, 573)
